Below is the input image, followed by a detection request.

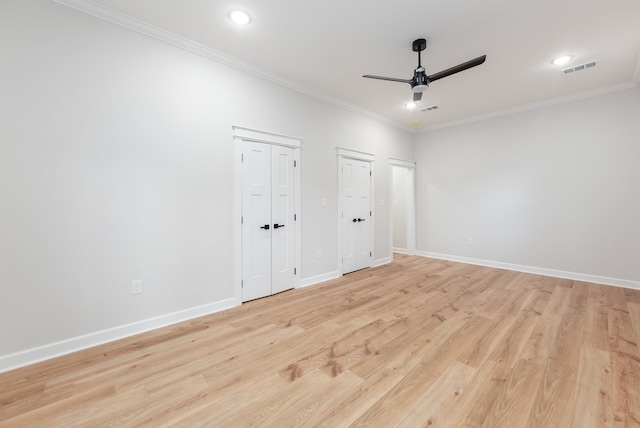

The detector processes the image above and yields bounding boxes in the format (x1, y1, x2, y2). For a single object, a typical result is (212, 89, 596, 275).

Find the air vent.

(419, 105, 439, 112)
(562, 61, 597, 75)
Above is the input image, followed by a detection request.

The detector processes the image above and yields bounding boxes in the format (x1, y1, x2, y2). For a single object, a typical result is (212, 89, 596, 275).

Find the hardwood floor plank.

(521, 285, 586, 427)
(549, 284, 588, 362)
(520, 311, 563, 364)
(483, 358, 545, 428)
(452, 360, 511, 428)
(488, 292, 541, 368)
(348, 314, 443, 379)
(608, 306, 640, 359)
(457, 316, 514, 369)
(610, 350, 640, 427)
(394, 361, 477, 427)
(2, 255, 640, 427)
(629, 302, 640, 342)
(526, 355, 579, 427)
(349, 314, 472, 427)
(0, 383, 119, 427)
(315, 366, 404, 428)
(570, 345, 613, 428)
(261, 370, 363, 428)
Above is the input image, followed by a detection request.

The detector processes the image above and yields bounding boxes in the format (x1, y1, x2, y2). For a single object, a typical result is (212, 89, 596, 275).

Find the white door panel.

(242, 142, 272, 301)
(271, 145, 295, 294)
(342, 158, 372, 274)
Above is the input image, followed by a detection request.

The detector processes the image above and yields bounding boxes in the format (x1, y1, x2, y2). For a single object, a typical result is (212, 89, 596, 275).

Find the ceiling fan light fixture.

(412, 84, 428, 93)
(405, 102, 417, 109)
(229, 9, 251, 25)
(552, 55, 573, 65)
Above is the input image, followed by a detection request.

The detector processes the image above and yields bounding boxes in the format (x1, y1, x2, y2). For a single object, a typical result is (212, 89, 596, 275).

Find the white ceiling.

(85, 0, 640, 131)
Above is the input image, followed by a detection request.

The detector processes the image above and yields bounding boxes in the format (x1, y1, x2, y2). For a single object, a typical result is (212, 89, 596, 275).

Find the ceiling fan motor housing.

(412, 67, 428, 92)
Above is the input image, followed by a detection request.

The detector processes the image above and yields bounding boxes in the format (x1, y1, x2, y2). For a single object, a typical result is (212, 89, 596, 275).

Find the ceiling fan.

(363, 38, 486, 102)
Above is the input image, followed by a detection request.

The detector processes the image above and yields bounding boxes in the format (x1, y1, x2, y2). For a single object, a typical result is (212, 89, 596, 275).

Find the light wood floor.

(2, 255, 640, 427)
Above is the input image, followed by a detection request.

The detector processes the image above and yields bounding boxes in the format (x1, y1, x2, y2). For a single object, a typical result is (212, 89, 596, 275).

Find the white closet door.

(242, 142, 272, 301)
(242, 142, 295, 301)
(271, 145, 295, 294)
(342, 157, 372, 274)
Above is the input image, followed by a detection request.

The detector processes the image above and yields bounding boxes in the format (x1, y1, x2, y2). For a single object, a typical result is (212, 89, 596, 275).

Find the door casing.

(233, 126, 301, 305)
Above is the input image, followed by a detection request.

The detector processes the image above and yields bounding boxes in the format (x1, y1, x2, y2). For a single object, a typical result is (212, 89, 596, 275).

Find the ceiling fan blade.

(427, 55, 486, 82)
(363, 75, 413, 84)
(413, 92, 422, 102)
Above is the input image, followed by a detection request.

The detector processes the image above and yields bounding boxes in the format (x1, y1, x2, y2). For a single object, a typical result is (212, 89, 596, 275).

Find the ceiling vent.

(420, 105, 439, 112)
(562, 61, 597, 75)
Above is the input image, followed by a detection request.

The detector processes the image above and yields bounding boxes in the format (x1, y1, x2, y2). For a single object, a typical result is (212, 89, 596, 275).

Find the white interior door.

(342, 157, 372, 274)
(242, 141, 295, 301)
(242, 142, 272, 301)
(271, 145, 295, 294)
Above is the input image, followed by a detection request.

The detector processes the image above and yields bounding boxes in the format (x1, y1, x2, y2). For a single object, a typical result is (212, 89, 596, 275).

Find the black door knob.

(358, 218, 365, 222)
(273, 224, 285, 229)
(260, 224, 270, 230)
(352, 218, 357, 223)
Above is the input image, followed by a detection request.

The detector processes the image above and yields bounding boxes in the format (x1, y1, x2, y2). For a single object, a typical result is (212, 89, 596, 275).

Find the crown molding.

(49, 0, 640, 136)
(419, 80, 639, 133)
(52, 0, 413, 134)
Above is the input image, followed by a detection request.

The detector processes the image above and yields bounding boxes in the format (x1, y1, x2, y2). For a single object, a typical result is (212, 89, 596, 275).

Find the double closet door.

(241, 141, 296, 301)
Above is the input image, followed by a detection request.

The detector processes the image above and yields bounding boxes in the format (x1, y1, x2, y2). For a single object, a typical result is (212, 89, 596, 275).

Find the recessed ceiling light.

(552, 55, 573, 66)
(229, 9, 251, 25)
(405, 102, 417, 109)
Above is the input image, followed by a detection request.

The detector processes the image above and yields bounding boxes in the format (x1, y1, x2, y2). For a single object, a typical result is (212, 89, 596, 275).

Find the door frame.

(337, 147, 375, 275)
(389, 157, 416, 258)
(233, 126, 301, 305)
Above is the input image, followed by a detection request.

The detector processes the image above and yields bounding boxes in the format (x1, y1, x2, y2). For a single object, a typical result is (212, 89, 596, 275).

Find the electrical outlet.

(131, 280, 142, 295)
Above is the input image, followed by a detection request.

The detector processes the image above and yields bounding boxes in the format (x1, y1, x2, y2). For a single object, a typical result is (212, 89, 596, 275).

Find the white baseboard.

(393, 247, 408, 254)
(0, 298, 237, 374)
(416, 251, 640, 290)
(374, 256, 393, 267)
(299, 270, 341, 288)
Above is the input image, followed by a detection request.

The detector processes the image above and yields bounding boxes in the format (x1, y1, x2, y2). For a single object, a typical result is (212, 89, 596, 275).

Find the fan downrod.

(412, 38, 427, 53)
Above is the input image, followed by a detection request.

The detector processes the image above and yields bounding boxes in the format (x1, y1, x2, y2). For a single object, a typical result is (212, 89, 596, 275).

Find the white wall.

(415, 86, 640, 284)
(0, 0, 413, 369)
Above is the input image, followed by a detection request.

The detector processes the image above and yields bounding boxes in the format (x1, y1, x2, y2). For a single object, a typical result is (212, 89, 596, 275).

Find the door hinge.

(370, 252, 372, 257)
(241, 280, 243, 288)
(294, 268, 297, 275)
(241, 153, 244, 162)
(294, 214, 297, 221)
(294, 160, 297, 167)
(241, 216, 243, 224)
(370, 211, 372, 216)
(370, 171, 372, 176)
